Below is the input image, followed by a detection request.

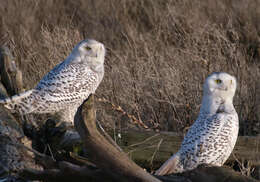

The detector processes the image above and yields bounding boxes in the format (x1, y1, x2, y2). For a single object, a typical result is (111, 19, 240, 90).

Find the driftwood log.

(42, 121, 260, 171)
(118, 130, 260, 170)
(0, 106, 42, 181)
(35, 114, 260, 171)
(0, 46, 23, 96)
(75, 95, 162, 182)
(20, 95, 161, 182)
(0, 47, 42, 181)
(19, 95, 259, 182)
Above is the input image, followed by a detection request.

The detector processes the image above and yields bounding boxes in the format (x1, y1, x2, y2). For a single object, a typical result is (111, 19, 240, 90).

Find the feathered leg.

(58, 106, 79, 125)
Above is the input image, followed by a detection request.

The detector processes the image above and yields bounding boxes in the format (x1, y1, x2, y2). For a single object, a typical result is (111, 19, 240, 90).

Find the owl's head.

(203, 72, 237, 100)
(72, 39, 105, 68)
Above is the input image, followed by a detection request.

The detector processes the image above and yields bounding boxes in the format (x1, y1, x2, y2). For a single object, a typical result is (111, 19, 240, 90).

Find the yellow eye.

(85, 46, 92, 51)
(215, 79, 222, 84)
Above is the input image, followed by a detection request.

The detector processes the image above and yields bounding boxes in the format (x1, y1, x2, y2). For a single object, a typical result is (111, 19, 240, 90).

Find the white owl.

(0, 39, 105, 124)
(155, 72, 239, 175)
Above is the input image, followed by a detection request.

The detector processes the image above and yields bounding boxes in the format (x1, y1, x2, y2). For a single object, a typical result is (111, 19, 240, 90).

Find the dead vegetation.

(0, 0, 259, 134)
(0, 42, 259, 180)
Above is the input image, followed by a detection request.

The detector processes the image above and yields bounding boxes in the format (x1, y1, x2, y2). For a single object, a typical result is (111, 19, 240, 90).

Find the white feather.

(0, 39, 105, 124)
(155, 72, 239, 175)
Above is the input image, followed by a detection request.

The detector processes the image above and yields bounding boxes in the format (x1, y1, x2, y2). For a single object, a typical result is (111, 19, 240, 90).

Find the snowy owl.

(155, 72, 239, 175)
(0, 39, 105, 124)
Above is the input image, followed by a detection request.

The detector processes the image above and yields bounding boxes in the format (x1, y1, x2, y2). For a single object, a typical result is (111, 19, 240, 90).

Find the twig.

(98, 97, 149, 129)
(97, 120, 123, 152)
(232, 153, 254, 176)
(47, 144, 55, 161)
(12, 142, 57, 169)
(128, 133, 160, 148)
(69, 152, 96, 168)
(150, 139, 163, 168)
(12, 142, 47, 158)
(74, 95, 161, 182)
(127, 145, 162, 155)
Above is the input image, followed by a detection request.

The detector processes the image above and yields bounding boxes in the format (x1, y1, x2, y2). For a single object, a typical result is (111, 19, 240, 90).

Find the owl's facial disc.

(213, 78, 228, 91)
(204, 72, 237, 99)
(75, 39, 102, 58)
(81, 42, 100, 58)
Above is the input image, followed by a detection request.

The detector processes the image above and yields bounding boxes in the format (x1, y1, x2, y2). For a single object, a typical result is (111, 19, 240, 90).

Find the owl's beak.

(219, 86, 228, 91)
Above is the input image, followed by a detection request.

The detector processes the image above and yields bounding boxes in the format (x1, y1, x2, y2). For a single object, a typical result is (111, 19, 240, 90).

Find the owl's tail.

(154, 152, 181, 176)
(0, 90, 35, 114)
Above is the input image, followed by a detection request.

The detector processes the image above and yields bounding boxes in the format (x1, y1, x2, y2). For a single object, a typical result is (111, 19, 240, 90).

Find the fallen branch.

(118, 130, 260, 170)
(0, 46, 23, 96)
(19, 96, 259, 182)
(20, 161, 111, 182)
(74, 95, 161, 182)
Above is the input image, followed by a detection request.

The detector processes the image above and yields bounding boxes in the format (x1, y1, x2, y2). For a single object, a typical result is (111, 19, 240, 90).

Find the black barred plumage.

(0, 39, 105, 124)
(155, 72, 239, 175)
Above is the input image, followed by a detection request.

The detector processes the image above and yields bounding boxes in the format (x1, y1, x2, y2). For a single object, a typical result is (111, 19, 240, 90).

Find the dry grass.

(0, 0, 259, 134)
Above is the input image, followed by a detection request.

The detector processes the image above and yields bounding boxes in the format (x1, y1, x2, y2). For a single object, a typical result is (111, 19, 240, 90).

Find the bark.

(49, 126, 260, 170)
(0, 46, 24, 96)
(117, 130, 260, 169)
(0, 47, 41, 181)
(73, 95, 161, 182)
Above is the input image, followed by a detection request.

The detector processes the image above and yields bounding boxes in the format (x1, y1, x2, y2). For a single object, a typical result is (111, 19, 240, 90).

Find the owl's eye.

(85, 46, 92, 51)
(215, 79, 222, 84)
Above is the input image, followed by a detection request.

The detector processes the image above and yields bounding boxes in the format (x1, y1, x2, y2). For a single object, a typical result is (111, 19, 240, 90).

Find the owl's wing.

(155, 112, 238, 175)
(34, 61, 100, 104)
(180, 112, 237, 164)
(0, 62, 100, 114)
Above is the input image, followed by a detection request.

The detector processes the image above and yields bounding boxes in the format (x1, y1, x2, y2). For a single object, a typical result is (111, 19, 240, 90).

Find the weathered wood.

(0, 105, 42, 180)
(180, 164, 259, 182)
(39, 120, 260, 176)
(156, 164, 260, 182)
(20, 162, 259, 182)
(74, 95, 162, 182)
(115, 130, 260, 170)
(0, 46, 44, 182)
(52, 128, 260, 170)
(20, 161, 115, 182)
(19, 96, 259, 182)
(0, 82, 8, 99)
(0, 47, 24, 96)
